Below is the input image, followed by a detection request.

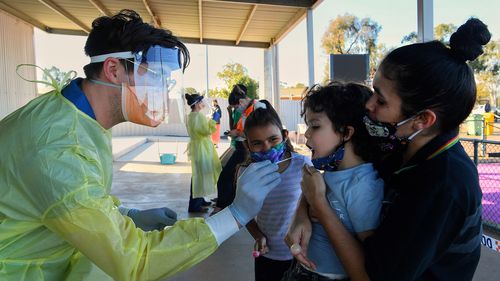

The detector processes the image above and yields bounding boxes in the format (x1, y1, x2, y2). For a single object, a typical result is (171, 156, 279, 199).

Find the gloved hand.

(127, 207, 178, 231)
(229, 160, 281, 226)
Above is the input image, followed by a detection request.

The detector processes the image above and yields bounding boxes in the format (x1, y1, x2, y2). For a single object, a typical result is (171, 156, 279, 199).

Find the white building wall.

(0, 10, 36, 120)
(111, 98, 304, 137)
(111, 98, 232, 137)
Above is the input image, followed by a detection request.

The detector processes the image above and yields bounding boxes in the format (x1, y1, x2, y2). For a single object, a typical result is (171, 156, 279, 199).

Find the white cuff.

(118, 205, 130, 216)
(205, 207, 240, 245)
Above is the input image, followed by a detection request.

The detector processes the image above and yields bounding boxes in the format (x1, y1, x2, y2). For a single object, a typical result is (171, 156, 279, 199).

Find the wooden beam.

(46, 28, 88, 36)
(180, 37, 270, 48)
(236, 4, 257, 45)
(141, 0, 161, 28)
(88, 0, 111, 16)
(203, 0, 315, 8)
(198, 0, 203, 43)
(272, 7, 306, 45)
(0, 1, 49, 32)
(38, 0, 90, 33)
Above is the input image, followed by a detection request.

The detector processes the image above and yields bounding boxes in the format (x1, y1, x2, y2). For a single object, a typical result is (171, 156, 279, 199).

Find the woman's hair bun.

(449, 18, 491, 62)
(184, 93, 192, 104)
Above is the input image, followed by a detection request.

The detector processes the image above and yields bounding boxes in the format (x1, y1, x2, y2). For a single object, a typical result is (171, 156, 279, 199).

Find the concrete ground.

(111, 136, 500, 281)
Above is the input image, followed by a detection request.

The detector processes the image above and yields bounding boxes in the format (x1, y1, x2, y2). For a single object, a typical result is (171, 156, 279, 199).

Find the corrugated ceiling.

(0, 0, 323, 48)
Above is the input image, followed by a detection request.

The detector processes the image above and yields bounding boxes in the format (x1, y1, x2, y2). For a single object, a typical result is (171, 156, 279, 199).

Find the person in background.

(212, 84, 257, 214)
(211, 99, 222, 148)
(0, 10, 281, 280)
(286, 18, 490, 281)
(185, 93, 221, 213)
(484, 100, 491, 113)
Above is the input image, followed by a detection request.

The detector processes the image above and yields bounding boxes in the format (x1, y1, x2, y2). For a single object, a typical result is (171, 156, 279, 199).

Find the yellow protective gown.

(0, 91, 218, 280)
(186, 111, 222, 198)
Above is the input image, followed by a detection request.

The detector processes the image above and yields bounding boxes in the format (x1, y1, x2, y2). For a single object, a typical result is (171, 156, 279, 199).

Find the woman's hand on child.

(254, 236, 269, 255)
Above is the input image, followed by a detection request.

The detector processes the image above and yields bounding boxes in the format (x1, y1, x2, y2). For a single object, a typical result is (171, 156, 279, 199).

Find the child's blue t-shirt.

(307, 163, 384, 276)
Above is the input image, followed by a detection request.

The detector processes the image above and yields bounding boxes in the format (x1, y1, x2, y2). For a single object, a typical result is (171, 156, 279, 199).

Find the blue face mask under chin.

(311, 146, 345, 171)
(250, 141, 286, 164)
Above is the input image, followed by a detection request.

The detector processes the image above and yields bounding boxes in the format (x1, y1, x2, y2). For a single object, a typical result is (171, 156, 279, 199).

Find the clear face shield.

(90, 46, 184, 127)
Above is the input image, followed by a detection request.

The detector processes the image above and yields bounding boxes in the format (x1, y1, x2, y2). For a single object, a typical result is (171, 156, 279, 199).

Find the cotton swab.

(275, 154, 300, 164)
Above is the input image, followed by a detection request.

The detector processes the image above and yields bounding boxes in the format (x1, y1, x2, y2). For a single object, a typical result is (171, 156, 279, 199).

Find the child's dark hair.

(83, 9, 190, 79)
(243, 99, 294, 156)
(302, 81, 374, 162)
(228, 84, 248, 105)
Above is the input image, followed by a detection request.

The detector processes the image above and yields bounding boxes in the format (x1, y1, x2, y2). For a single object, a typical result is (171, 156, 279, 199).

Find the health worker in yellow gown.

(0, 9, 281, 281)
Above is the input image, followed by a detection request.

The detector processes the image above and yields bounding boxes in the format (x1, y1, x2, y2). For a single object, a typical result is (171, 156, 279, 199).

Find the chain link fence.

(461, 116, 500, 253)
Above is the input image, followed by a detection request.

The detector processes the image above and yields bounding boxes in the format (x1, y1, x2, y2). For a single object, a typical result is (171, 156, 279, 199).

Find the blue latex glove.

(229, 161, 281, 226)
(127, 207, 178, 231)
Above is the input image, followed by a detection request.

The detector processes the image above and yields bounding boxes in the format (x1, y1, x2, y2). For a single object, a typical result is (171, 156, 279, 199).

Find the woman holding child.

(286, 18, 490, 281)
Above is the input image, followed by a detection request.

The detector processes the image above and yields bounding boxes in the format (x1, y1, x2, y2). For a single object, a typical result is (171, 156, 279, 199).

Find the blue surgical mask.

(250, 141, 286, 163)
(311, 146, 345, 171)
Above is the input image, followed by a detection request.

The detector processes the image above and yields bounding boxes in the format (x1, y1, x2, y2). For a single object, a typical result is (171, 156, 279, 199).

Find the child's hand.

(228, 129, 239, 137)
(301, 165, 328, 208)
(254, 236, 269, 255)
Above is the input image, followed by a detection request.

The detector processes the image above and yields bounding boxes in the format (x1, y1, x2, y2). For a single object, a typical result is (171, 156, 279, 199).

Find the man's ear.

(414, 110, 437, 130)
(243, 140, 250, 150)
(101, 57, 122, 84)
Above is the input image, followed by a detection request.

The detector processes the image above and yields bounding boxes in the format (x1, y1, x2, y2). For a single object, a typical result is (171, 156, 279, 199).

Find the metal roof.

(0, 0, 322, 48)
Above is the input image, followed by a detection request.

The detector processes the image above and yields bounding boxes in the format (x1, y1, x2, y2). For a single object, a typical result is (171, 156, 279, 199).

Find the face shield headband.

(89, 46, 182, 127)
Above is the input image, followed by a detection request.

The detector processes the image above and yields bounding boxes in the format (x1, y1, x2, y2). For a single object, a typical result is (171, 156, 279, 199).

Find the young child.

(185, 93, 222, 212)
(237, 100, 312, 281)
(282, 82, 384, 280)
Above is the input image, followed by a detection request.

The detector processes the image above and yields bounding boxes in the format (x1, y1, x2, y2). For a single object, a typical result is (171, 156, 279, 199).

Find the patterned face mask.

(363, 114, 423, 153)
(250, 141, 286, 163)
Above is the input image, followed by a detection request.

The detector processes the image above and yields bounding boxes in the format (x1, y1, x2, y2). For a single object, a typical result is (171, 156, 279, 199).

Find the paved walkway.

(110, 136, 500, 281)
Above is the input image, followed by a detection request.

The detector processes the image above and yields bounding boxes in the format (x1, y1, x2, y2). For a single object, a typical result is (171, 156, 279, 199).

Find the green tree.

(469, 39, 500, 75)
(370, 43, 391, 77)
(215, 62, 259, 99)
(401, 32, 418, 44)
(434, 23, 456, 44)
(184, 87, 198, 95)
(321, 14, 381, 81)
(322, 14, 381, 55)
(476, 71, 500, 104)
(400, 25, 500, 74)
(401, 23, 456, 45)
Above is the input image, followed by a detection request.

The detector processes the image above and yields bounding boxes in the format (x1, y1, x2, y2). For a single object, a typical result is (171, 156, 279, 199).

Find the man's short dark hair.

(83, 9, 190, 79)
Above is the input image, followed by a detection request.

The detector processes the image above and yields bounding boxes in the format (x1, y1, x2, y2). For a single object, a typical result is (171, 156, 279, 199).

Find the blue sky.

(34, 0, 500, 95)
